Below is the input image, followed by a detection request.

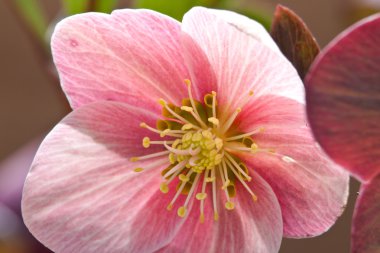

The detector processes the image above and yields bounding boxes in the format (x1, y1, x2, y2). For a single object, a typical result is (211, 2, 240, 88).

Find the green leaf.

(94, 0, 119, 13)
(134, 0, 191, 20)
(135, 0, 221, 20)
(271, 5, 320, 80)
(13, 0, 47, 43)
(62, 0, 90, 15)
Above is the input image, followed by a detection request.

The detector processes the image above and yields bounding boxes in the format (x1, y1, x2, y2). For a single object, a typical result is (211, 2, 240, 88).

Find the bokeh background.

(0, 0, 379, 252)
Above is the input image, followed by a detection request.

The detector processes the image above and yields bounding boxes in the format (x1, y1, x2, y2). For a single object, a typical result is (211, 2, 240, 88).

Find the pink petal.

(157, 172, 282, 253)
(22, 102, 185, 253)
(205, 8, 281, 53)
(305, 14, 380, 182)
(351, 173, 380, 253)
(236, 95, 349, 237)
(52, 9, 189, 109)
(181, 7, 304, 116)
(180, 32, 217, 99)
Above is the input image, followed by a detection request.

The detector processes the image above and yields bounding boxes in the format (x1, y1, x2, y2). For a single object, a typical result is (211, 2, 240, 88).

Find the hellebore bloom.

(306, 14, 380, 253)
(22, 7, 349, 253)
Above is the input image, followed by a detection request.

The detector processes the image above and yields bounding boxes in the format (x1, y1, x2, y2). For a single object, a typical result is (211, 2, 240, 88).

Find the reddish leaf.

(351, 173, 380, 253)
(305, 14, 380, 182)
(271, 5, 320, 80)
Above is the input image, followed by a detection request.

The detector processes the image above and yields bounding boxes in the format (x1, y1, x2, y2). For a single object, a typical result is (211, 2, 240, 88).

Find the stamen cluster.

(131, 80, 264, 222)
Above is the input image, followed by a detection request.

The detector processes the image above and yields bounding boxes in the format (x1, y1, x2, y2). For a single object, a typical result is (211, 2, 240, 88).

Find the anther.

(160, 182, 169, 193)
(196, 192, 207, 200)
(208, 117, 219, 126)
(184, 79, 191, 87)
(133, 168, 144, 172)
(158, 98, 167, 106)
(179, 174, 190, 182)
(178, 206, 187, 217)
(142, 137, 150, 148)
(181, 106, 193, 112)
(160, 129, 170, 137)
(181, 124, 193, 130)
(130, 157, 139, 162)
(225, 201, 235, 210)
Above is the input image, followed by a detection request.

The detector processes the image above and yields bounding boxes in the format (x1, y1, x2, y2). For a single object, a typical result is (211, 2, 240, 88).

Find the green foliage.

(62, 0, 89, 15)
(62, 0, 119, 15)
(134, 0, 220, 20)
(14, 0, 47, 43)
(134, 0, 271, 30)
(94, 0, 119, 13)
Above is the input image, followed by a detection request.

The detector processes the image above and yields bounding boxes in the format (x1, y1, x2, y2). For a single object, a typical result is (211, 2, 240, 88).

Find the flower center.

(131, 80, 269, 222)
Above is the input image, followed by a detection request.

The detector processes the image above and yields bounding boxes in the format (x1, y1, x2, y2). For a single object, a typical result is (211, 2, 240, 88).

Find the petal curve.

(52, 9, 189, 109)
(157, 172, 283, 253)
(305, 14, 380, 182)
(351, 173, 380, 253)
(182, 7, 304, 118)
(235, 95, 349, 237)
(22, 102, 186, 253)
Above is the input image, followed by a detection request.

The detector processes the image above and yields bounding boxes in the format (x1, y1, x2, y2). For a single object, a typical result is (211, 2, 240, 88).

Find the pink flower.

(305, 14, 380, 253)
(22, 7, 349, 253)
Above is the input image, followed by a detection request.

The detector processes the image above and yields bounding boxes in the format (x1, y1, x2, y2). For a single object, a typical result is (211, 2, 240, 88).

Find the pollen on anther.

(140, 122, 147, 128)
(160, 182, 169, 193)
(225, 201, 235, 210)
(184, 79, 191, 87)
(178, 206, 187, 217)
(130, 157, 139, 162)
(208, 117, 219, 126)
(158, 99, 166, 106)
(142, 137, 150, 148)
(181, 106, 193, 112)
(196, 192, 207, 200)
(179, 174, 189, 182)
(133, 168, 144, 172)
(181, 124, 193, 130)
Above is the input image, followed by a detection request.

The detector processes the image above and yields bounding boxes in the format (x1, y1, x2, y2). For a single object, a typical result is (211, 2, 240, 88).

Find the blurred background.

(0, 0, 379, 252)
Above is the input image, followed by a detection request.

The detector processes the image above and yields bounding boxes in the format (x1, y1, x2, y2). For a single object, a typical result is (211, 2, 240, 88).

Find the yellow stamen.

(220, 107, 241, 134)
(129, 150, 170, 162)
(225, 127, 265, 141)
(142, 137, 150, 148)
(196, 192, 207, 200)
(134, 81, 265, 222)
(208, 117, 219, 126)
(160, 182, 169, 193)
(225, 201, 235, 210)
(178, 206, 187, 217)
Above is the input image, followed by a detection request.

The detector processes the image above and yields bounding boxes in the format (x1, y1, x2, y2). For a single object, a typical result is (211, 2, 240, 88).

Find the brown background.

(1, 0, 375, 252)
